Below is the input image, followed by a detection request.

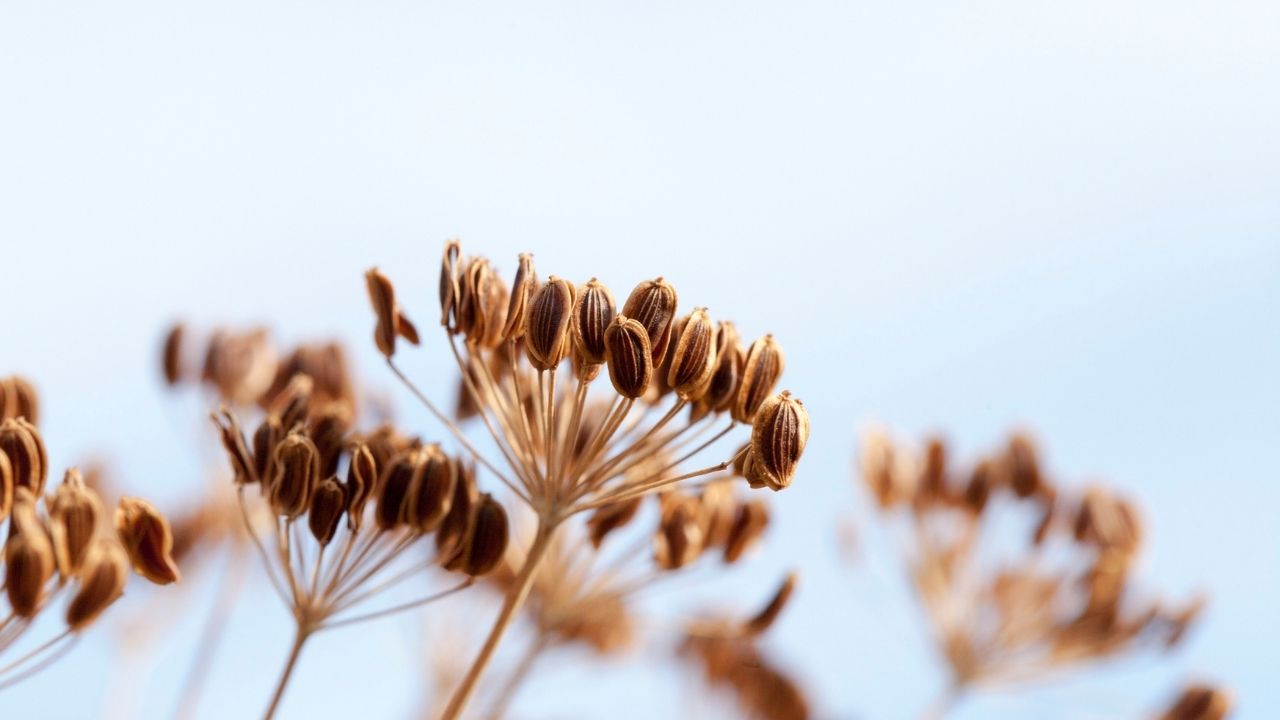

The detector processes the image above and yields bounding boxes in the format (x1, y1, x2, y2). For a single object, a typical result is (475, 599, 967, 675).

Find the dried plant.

(859, 429, 1206, 717)
(0, 376, 178, 689)
(211, 368, 510, 717)
(680, 573, 809, 720)
(365, 240, 809, 719)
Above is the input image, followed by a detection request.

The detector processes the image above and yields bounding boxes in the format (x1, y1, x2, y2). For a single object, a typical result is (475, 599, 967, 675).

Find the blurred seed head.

(65, 540, 129, 630)
(5, 489, 55, 617)
(0, 375, 40, 425)
(114, 496, 181, 585)
(48, 469, 104, 578)
(0, 417, 48, 497)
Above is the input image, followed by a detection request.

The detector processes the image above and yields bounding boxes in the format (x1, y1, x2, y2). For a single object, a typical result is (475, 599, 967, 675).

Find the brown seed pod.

(918, 437, 947, 505)
(5, 490, 55, 617)
(1075, 486, 1143, 557)
(0, 452, 11, 525)
(621, 277, 678, 364)
(667, 308, 718, 399)
(376, 450, 421, 531)
(458, 493, 509, 576)
(724, 500, 769, 563)
(457, 257, 499, 342)
(251, 415, 282, 485)
(1007, 434, 1042, 498)
(212, 410, 256, 485)
(270, 373, 314, 433)
(572, 278, 616, 366)
(0, 417, 48, 496)
(269, 433, 320, 519)
(307, 403, 353, 478)
(964, 460, 993, 514)
(404, 445, 456, 533)
(48, 470, 104, 578)
(703, 322, 743, 412)
(345, 442, 377, 530)
(502, 253, 538, 342)
(0, 376, 40, 424)
(161, 323, 185, 386)
(438, 462, 479, 564)
(654, 498, 704, 570)
(440, 239, 463, 332)
(480, 269, 510, 350)
(1160, 684, 1232, 720)
(308, 477, 347, 546)
(65, 540, 129, 630)
(365, 268, 419, 358)
(586, 495, 643, 548)
(115, 497, 181, 585)
(750, 392, 808, 491)
(733, 335, 784, 424)
(525, 277, 575, 371)
(743, 572, 798, 636)
(604, 316, 654, 399)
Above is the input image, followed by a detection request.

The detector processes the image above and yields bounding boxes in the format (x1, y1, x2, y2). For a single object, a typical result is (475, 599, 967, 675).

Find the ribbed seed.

(733, 335, 785, 424)
(667, 308, 718, 399)
(525, 277, 575, 371)
(405, 446, 456, 533)
(459, 493, 509, 576)
(621, 278, 678, 364)
(604, 316, 653, 399)
(750, 391, 809, 491)
(572, 278, 616, 366)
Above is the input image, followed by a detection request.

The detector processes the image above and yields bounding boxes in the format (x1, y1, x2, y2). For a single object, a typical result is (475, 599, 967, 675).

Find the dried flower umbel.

(860, 430, 1204, 717)
(212, 371, 509, 718)
(680, 573, 809, 720)
(0, 379, 178, 690)
(367, 240, 809, 719)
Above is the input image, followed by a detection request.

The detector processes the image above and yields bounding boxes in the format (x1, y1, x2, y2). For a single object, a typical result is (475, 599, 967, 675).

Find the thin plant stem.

(0, 634, 78, 691)
(320, 578, 475, 631)
(0, 629, 72, 678)
(483, 635, 549, 720)
(387, 359, 526, 501)
(919, 681, 964, 720)
(439, 517, 559, 720)
(173, 547, 249, 719)
(262, 626, 312, 720)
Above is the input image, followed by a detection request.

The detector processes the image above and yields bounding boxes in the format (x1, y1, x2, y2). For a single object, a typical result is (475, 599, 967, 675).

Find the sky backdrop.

(2, 1, 1278, 718)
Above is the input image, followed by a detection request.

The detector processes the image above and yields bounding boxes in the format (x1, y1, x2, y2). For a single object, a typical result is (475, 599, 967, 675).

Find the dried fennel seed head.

(860, 430, 1206, 690)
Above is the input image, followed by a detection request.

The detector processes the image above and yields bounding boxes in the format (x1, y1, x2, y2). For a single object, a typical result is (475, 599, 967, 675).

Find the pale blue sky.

(2, 1, 1278, 718)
